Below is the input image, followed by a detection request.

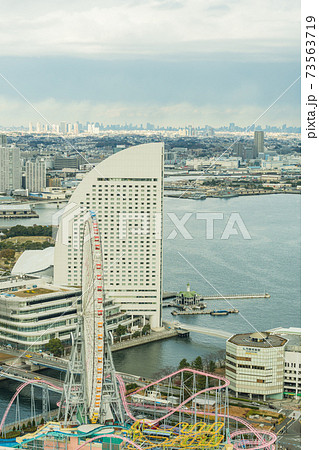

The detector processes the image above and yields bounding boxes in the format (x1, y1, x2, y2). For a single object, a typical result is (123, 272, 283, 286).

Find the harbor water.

(0, 194, 300, 421)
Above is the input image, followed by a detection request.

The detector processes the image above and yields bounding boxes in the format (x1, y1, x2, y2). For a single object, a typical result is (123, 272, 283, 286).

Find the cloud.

(0, 0, 300, 60)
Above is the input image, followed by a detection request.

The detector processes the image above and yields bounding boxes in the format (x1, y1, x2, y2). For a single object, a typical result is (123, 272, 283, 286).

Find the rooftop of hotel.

(0, 281, 80, 301)
(228, 332, 287, 348)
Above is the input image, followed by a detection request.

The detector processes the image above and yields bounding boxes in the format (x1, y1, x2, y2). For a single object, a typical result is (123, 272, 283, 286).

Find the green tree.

(192, 356, 207, 390)
(178, 358, 190, 370)
(142, 324, 151, 335)
(192, 356, 203, 371)
(45, 338, 64, 356)
(132, 330, 140, 338)
(116, 324, 127, 337)
(0, 248, 15, 259)
(208, 359, 216, 373)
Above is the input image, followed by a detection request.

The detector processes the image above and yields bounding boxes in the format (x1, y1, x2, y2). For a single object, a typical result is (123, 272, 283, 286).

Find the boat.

(190, 193, 206, 200)
(210, 310, 228, 316)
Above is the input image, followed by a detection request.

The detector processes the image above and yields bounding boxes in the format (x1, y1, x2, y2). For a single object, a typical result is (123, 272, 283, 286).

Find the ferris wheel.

(59, 211, 124, 426)
(81, 211, 105, 423)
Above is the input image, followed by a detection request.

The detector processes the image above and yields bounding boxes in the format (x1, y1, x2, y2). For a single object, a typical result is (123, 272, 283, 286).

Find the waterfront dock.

(171, 309, 239, 316)
(163, 293, 270, 306)
(111, 328, 179, 351)
(201, 293, 270, 300)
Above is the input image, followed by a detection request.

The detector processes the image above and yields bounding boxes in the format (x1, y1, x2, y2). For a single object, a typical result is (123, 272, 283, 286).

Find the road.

(0, 363, 63, 391)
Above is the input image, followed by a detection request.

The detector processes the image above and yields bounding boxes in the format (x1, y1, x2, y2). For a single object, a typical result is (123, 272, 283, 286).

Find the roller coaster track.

(1, 369, 276, 450)
(0, 379, 63, 433)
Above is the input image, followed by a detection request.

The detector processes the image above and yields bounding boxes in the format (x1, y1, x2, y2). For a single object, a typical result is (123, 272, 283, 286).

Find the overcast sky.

(0, 0, 300, 127)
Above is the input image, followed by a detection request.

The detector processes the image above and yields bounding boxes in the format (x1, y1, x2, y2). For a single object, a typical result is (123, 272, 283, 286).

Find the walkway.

(164, 321, 232, 339)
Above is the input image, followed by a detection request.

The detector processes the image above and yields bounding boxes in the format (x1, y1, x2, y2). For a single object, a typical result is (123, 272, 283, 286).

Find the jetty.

(200, 293, 270, 300)
(171, 309, 239, 316)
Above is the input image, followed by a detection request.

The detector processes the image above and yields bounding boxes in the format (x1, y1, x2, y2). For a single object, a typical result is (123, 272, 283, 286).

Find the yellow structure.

(126, 420, 225, 449)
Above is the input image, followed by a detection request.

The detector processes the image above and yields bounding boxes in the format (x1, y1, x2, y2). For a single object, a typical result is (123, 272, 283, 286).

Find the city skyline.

(0, 0, 300, 127)
(1, 120, 301, 134)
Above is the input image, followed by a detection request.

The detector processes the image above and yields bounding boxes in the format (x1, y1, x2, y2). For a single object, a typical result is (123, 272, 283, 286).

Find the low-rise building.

(268, 327, 301, 398)
(0, 277, 134, 351)
(0, 204, 38, 218)
(226, 331, 287, 400)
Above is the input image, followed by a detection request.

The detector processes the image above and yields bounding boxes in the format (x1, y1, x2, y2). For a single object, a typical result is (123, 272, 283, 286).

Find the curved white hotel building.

(54, 143, 164, 328)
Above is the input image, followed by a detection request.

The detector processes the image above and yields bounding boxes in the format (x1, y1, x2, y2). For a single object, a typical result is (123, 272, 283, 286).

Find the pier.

(163, 292, 270, 307)
(201, 293, 270, 300)
(171, 309, 239, 316)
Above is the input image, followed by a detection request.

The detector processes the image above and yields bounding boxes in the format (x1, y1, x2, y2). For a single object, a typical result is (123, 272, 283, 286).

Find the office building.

(233, 142, 244, 158)
(244, 147, 255, 160)
(53, 155, 79, 170)
(226, 331, 287, 400)
(268, 327, 301, 398)
(0, 134, 21, 193)
(254, 131, 264, 157)
(54, 143, 164, 329)
(26, 159, 46, 193)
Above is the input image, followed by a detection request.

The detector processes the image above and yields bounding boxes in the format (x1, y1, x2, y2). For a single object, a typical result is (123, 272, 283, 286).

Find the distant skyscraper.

(0, 135, 21, 193)
(233, 142, 244, 158)
(54, 143, 164, 328)
(254, 131, 264, 158)
(59, 122, 67, 134)
(28, 122, 33, 133)
(26, 159, 46, 193)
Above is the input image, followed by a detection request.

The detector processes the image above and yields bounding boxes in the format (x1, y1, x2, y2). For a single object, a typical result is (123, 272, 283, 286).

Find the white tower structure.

(60, 212, 124, 425)
(54, 142, 164, 328)
(0, 135, 21, 193)
(26, 159, 46, 193)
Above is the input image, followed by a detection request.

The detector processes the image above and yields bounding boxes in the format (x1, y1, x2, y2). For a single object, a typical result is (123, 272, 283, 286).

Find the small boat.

(210, 310, 228, 316)
(191, 193, 206, 200)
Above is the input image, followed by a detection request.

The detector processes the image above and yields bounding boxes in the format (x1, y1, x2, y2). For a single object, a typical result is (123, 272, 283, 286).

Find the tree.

(192, 356, 203, 371)
(178, 358, 190, 370)
(216, 349, 226, 368)
(142, 324, 151, 335)
(45, 338, 64, 356)
(0, 248, 15, 259)
(116, 324, 127, 337)
(132, 330, 140, 338)
(208, 360, 216, 373)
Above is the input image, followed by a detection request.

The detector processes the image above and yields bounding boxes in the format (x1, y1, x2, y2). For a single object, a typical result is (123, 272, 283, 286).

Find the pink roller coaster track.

(0, 369, 276, 450)
(0, 379, 63, 433)
(116, 368, 276, 450)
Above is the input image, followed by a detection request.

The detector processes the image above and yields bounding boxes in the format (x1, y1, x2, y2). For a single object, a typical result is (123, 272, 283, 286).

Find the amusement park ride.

(0, 212, 278, 449)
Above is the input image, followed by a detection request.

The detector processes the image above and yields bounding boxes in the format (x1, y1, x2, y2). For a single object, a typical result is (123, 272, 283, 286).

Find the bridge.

(164, 321, 233, 340)
(0, 364, 63, 392)
(0, 348, 68, 371)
